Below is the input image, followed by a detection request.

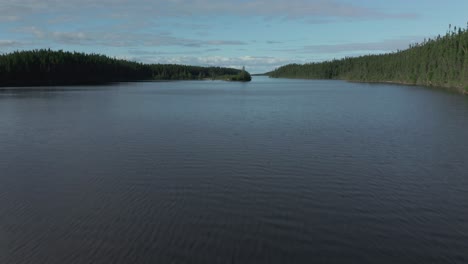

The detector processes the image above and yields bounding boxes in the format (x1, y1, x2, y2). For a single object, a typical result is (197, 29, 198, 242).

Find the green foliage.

(228, 66, 252, 81)
(150, 64, 243, 81)
(0, 49, 152, 86)
(208, 66, 252, 82)
(0, 49, 251, 86)
(268, 24, 468, 92)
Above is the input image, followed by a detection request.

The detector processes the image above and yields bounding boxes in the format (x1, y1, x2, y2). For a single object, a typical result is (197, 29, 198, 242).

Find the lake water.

(1, 76, 467, 264)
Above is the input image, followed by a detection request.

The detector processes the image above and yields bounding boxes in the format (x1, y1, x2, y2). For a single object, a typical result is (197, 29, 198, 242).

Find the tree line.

(0, 49, 251, 86)
(151, 64, 250, 81)
(268, 24, 468, 93)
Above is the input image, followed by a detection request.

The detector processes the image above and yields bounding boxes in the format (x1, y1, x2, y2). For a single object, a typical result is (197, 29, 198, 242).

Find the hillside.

(0, 49, 251, 86)
(268, 25, 468, 93)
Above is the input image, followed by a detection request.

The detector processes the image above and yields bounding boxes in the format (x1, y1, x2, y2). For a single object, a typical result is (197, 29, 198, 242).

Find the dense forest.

(151, 64, 251, 81)
(268, 24, 468, 93)
(0, 49, 251, 86)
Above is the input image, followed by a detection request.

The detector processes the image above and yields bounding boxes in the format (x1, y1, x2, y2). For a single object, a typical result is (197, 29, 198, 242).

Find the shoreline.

(269, 76, 467, 95)
(0, 78, 250, 89)
(347, 79, 467, 95)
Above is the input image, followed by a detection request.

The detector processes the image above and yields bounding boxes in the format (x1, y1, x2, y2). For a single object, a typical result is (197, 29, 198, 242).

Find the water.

(1, 76, 467, 264)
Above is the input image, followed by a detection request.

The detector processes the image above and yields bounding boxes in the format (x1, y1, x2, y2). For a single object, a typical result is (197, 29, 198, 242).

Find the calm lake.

(1, 76, 467, 264)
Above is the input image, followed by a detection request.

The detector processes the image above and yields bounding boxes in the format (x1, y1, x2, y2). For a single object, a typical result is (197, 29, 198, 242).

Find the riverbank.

(268, 76, 468, 95)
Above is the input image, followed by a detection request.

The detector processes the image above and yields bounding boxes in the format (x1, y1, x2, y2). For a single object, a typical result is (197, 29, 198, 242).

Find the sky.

(0, 0, 467, 73)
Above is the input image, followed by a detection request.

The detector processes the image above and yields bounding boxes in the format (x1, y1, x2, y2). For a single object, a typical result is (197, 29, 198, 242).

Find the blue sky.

(0, 0, 467, 73)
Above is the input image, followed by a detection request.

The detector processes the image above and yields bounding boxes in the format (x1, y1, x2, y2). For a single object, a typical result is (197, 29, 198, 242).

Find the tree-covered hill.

(268, 25, 468, 93)
(0, 49, 251, 86)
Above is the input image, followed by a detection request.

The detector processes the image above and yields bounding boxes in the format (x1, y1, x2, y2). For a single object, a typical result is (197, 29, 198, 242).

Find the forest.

(0, 49, 251, 86)
(151, 64, 251, 81)
(268, 24, 468, 93)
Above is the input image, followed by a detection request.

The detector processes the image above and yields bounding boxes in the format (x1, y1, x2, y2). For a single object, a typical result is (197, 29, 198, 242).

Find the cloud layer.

(1, 0, 417, 21)
(301, 37, 425, 54)
(17, 27, 247, 47)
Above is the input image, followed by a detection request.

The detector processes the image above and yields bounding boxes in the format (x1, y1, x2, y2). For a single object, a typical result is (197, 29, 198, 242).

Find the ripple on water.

(1, 78, 468, 263)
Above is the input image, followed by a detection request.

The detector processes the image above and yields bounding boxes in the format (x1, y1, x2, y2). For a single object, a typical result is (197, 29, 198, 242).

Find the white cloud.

(0, 40, 22, 47)
(130, 55, 305, 73)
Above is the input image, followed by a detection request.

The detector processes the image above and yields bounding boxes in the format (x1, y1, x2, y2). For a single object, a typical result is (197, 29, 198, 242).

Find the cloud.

(158, 0, 415, 20)
(127, 50, 205, 56)
(18, 27, 247, 47)
(50, 32, 93, 44)
(1, 0, 417, 22)
(0, 40, 22, 47)
(302, 36, 426, 54)
(0, 1, 34, 22)
(0, 15, 19, 22)
(205, 40, 246, 46)
(204, 48, 221, 52)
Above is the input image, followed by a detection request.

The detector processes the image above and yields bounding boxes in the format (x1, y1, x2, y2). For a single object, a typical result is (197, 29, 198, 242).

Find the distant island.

(267, 25, 468, 94)
(0, 49, 251, 87)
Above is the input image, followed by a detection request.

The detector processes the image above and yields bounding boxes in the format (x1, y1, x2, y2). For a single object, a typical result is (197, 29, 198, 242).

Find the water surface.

(1, 77, 467, 263)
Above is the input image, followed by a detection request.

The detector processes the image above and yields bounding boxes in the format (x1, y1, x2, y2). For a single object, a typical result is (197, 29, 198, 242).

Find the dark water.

(1, 77, 467, 264)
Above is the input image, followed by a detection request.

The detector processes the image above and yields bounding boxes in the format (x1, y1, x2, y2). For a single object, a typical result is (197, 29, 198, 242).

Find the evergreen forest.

(268, 25, 468, 93)
(0, 49, 251, 86)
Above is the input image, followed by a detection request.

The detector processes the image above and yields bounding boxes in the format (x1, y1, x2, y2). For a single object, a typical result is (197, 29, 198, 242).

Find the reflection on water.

(1, 77, 468, 264)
